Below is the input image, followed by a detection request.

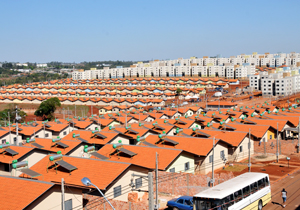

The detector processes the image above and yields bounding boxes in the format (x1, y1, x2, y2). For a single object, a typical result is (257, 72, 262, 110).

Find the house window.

(36, 135, 39, 138)
(184, 162, 190, 171)
(270, 135, 272, 139)
(209, 155, 213, 163)
(64, 199, 72, 210)
(45, 133, 49, 138)
(135, 178, 142, 189)
(63, 131, 67, 135)
(113, 185, 122, 198)
(169, 168, 175, 173)
(14, 137, 17, 142)
(2, 140, 6, 144)
(239, 146, 243, 153)
(220, 150, 225, 159)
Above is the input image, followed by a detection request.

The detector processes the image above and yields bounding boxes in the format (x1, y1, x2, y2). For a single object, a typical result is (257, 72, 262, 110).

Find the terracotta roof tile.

(144, 135, 217, 156)
(26, 155, 130, 190)
(0, 146, 34, 163)
(97, 144, 182, 170)
(0, 176, 54, 210)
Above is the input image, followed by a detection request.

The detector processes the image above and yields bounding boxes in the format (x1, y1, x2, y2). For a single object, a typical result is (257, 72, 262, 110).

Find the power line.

(72, 158, 236, 210)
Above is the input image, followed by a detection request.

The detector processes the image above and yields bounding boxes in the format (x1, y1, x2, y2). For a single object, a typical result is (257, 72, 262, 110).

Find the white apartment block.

(36, 63, 47, 68)
(72, 52, 300, 81)
(16, 63, 28, 67)
(250, 71, 300, 96)
(249, 74, 261, 90)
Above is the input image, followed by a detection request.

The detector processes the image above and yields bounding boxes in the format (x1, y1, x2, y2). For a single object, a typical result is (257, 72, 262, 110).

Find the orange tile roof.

(0, 146, 34, 163)
(267, 114, 299, 127)
(0, 175, 54, 210)
(199, 129, 248, 147)
(224, 123, 270, 138)
(144, 135, 218, 156)
(63, 130, 123, 145)
(72, 120, 93, 129)
(35, 121, 69, 132)
(9, 124, 43, 136)
(237, 118, 287, 131)
(97, 144, 182, 170)
(25, 138, 82, 155)
(102, 127, 153, 138)
(207, 101, 237, 106)
(26, 155, 131, 190)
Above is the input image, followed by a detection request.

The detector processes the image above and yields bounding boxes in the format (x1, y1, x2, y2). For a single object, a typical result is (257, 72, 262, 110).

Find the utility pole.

(15, 106, 21, 146)
(75, 104, 76, 118)
(276, 122, 279, 163)
(62, 178, 65, 210)
(125, 112, 127, 128)
(248, 129, 251, 172)
(155, 152, 159, 210)
(211, 137, 215, 187)
(8, 112, 11, 144)
(148, 172, 154, 210)
(264, 137, 266, 155)
(44, 122, 46, 138)
(98, 118, 101, 131)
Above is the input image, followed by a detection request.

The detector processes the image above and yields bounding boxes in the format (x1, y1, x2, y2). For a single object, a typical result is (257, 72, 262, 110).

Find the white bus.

(193, 172, 271, 210)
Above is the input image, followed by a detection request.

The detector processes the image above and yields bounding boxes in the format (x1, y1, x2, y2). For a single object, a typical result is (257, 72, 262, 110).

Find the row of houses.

(1, 101, 300, 208)
(0, 95, 166, 106)
(4, 77, 239, 88)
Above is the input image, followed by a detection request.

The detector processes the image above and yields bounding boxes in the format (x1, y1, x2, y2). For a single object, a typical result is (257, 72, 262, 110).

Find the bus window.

(242, 185, 250, 198)
(265, 176, 269, 186)
(258, 178, 265, 189)
(222, 194, 234, 209)
(234, 190, 243, 202)
(211, 200, 223, 210)
(195, 199, 223, 210)
(250, 182, 258, 193)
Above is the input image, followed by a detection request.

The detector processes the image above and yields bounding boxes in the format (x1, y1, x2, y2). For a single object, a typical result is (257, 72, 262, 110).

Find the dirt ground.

(215, 154, 300, 183)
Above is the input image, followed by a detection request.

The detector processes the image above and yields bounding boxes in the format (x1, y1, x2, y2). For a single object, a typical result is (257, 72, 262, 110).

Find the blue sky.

(1, 0, 300, 63)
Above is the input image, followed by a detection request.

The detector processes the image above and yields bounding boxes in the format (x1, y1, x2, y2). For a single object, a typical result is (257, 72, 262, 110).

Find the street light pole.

(211, 137, 215, 187)
(81, 177, 115, 210)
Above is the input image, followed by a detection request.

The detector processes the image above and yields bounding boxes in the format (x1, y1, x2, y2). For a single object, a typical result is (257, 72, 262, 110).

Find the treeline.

(79, 60, 135, 70)
(2, 72, 69, 86)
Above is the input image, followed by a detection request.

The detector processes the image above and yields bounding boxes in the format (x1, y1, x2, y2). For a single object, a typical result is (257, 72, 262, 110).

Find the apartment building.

(73, 65, 254, 80)
(250, 71, 297, 96)
(72, 52, 300, 80)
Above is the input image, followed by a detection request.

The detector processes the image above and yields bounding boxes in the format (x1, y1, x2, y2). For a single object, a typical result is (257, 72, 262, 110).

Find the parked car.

(167, 196, 193, 210)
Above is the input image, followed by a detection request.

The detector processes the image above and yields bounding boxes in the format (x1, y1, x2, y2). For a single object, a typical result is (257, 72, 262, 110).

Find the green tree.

(34, 97, 61, 120)
(176, 88, 182, 96)
(0, 108, 27, 126)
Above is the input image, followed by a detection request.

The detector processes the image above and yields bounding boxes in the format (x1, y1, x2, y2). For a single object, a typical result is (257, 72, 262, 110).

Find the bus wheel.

(258, 200, 263, 210)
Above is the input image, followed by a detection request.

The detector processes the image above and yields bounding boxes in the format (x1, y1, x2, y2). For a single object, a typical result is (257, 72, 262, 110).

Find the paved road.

(265, 170, 300, 210)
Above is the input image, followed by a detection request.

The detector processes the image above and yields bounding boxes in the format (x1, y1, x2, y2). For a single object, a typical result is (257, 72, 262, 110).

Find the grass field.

(223, 164, 248, 172)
